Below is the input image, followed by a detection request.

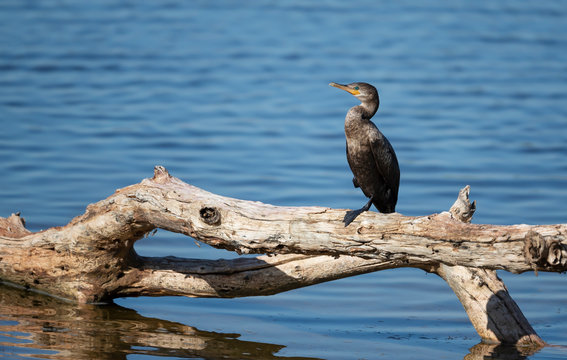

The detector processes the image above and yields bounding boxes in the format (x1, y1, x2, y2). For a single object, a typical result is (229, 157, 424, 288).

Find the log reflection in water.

(0, 283, 318, 360)
(0, 283, 545, 360)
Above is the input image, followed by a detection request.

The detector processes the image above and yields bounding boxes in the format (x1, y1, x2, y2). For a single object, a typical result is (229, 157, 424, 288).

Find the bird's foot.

(343, 197, 374, 227)
(343, 208, 365, 227)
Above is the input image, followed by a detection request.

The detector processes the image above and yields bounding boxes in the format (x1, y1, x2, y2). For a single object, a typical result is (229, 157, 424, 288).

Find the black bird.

(330, 82, 400, 226)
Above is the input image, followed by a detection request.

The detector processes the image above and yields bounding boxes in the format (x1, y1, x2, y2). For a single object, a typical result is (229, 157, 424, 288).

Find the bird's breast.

(346, 138, 374, 174)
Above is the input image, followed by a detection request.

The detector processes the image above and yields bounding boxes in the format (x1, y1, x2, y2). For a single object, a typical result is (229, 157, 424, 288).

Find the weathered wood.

(0, 166, 562, 346)
(123, 254, 401, 299)
(434, 185, 544, 346)
(437, 264, 544, 347)
(139, 167, 565, 273)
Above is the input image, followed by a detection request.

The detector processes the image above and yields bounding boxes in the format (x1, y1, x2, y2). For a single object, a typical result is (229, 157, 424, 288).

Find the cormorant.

(329, 82, 400, 226)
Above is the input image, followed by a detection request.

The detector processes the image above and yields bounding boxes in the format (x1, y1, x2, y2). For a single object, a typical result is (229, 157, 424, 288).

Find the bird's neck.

(344, 99, 380, 137)
(346, 102, 378, 125)
(359, 101, 378, 119)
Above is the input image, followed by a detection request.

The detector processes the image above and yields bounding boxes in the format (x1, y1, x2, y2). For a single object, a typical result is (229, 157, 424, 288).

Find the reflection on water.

(0, 284, 319, 360)
(0, 284, 549, 360)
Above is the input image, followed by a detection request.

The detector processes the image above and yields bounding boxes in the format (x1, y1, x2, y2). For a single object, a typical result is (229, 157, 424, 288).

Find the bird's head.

(329, 82, 378, 105)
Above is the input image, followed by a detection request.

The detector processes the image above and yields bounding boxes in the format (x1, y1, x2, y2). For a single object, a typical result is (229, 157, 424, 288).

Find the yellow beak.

(329, 82, 361, 95)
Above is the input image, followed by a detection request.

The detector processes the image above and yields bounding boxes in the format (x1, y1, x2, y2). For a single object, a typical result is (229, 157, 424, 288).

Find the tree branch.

(121, 254, 399, 299)
(139, 167, 566, 273)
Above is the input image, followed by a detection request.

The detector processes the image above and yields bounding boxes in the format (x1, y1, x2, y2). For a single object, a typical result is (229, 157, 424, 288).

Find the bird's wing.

(346, 143, 360, 188)
(369, 126, 400, 198)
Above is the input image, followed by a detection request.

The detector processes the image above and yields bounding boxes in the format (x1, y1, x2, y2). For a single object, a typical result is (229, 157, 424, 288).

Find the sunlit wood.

(1, 166, 562, 347)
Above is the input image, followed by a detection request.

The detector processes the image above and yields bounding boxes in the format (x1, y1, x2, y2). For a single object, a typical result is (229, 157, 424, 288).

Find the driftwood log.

(2, 166, 566, 348)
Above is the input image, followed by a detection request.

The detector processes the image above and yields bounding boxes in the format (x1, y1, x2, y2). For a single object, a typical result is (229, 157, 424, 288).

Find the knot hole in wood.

(200, 207, 221, 226)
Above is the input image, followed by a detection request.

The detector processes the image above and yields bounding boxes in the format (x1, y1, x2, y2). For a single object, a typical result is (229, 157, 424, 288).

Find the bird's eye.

(354, 86, 360, 90)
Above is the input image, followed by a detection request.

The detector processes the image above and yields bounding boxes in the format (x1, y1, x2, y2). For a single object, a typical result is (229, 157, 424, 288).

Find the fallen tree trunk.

(1, 166, 564, 347)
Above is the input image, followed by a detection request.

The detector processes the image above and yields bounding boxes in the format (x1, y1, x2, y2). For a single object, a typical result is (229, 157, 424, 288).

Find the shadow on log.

(1, 165, 565, 348)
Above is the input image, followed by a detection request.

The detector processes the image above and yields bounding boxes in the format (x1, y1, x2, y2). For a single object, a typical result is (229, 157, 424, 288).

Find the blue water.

(1, 1, 566, 359)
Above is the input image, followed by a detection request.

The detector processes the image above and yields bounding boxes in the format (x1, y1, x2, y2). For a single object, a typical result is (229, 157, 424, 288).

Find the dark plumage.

(329, 82, 400, 226)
